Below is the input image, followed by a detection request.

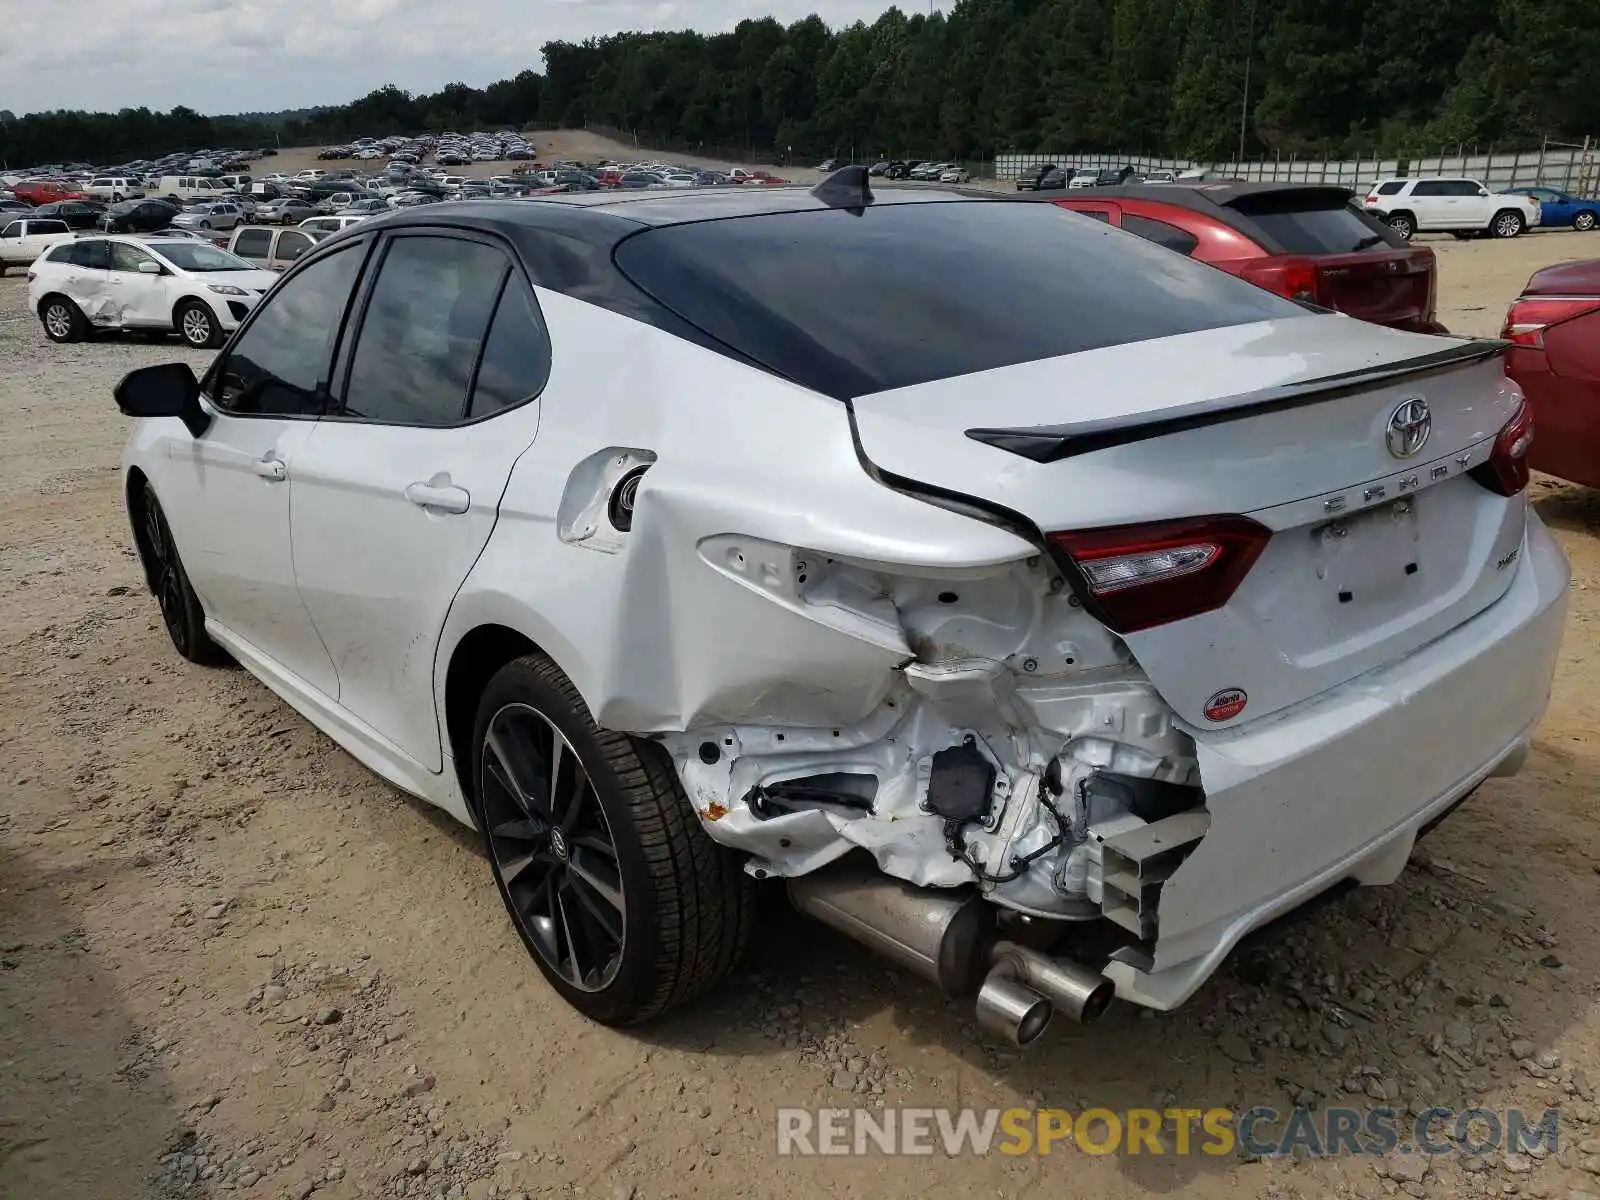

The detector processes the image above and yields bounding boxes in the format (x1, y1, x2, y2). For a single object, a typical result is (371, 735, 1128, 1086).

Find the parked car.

(155, 175, 234, 205)
(28, 235, 278, 347)
(940, 167, 971, 184)
(13, 179, 83, 205)
(171, 202, 245, 232)
(30, 200, 108, 229)
(1015, 163, 1063, 191)
(0, 217, 74, 274)
(1363, 177, 1540, 240)
(225, 224, 327, 271)
(254, 197, 318, 225)
(337, 199, 391, 216)
(0, 199, 32, 215)
(1502, 258, 1600, 489)
(101, 199, 181, 233)
(1050, 183, 1446, 333)
(84, 176, 146, 202)
(1502, 187, 1599, 232)
(867, 160, 891, 176)
(110, 181, 1566, 1041)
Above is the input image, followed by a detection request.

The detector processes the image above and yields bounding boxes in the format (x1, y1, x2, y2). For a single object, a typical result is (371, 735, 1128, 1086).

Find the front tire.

(176, 300, 222, 349)
(472, 654, 755, 1026)
(136, 484, 223, 664)
(1492, 209, 1525, 238)
(40, 296, 86, 343)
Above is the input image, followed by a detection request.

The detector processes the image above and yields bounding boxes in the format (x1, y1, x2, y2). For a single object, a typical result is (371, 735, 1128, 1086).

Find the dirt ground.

(3, 138, 1600, 1200)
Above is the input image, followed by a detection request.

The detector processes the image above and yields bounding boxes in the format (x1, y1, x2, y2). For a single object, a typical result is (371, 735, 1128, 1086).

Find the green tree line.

(4, 0, 1598, 168)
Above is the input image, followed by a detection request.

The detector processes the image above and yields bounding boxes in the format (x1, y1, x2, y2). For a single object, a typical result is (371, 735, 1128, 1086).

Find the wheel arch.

(1491, 207, 1526, 233)
(171, 294, 214, 326)
(124, 468, 160, 594)
(36, 291, 74, 318)
(442, 622, 545, 810)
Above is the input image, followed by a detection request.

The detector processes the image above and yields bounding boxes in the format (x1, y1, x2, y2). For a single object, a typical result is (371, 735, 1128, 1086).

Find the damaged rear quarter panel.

(435, 289, 1038, 737)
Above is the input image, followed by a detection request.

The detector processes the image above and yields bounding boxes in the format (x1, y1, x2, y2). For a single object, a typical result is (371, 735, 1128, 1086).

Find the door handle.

(253, 454, 287, 481)
(405, 481, 470, 514)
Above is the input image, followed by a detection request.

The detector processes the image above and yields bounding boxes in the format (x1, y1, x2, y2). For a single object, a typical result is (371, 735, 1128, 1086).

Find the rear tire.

(1575, 211, 1597, 232)
(471, 653, 755, 1026)
(40, 296, 86, 343)
(1387, 212, 1415, 240)
(1491, 209, 1525, 238)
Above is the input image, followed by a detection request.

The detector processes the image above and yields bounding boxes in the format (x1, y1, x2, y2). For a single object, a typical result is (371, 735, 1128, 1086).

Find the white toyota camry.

(112, 173, 1569, 1041)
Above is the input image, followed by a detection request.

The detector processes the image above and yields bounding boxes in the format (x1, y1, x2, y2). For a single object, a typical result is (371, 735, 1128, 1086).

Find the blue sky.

(2, 0, 905, 116)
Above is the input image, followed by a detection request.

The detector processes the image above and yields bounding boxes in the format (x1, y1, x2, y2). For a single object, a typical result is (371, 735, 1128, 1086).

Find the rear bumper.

(1107, 514, 1569, 1009)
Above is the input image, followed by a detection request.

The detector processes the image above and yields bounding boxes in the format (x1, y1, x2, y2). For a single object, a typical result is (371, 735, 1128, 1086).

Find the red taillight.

(1500, 295, 1600, 348)
(1236, 255, 1320, 304)
(1047, 516, 1271, 633)
(1470, 399, 1535, 497)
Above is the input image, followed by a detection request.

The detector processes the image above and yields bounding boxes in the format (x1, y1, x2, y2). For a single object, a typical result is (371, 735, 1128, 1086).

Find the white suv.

(28, 234, 278, 348)
(84, 176, 145, 202)
(1364, 177, 1540, 240)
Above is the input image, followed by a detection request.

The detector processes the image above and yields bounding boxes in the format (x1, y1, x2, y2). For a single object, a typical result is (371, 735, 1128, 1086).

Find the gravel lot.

(3, 148, 1600, 1200)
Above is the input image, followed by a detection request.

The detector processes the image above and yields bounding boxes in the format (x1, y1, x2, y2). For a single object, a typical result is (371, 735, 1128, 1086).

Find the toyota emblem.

(1386, 397, 1432, 459)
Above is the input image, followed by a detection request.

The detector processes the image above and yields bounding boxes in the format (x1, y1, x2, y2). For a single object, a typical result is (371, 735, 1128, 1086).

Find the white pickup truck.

(0, 218, 74, 275)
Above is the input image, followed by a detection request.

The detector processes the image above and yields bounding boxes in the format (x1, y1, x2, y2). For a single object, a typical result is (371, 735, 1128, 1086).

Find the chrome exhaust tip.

(984, 941, 1115, 1027)
(975, 973, 1053, 1046)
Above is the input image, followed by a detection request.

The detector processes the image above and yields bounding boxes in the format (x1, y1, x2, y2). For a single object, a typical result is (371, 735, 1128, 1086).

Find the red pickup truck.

(12, 179, 85, 206)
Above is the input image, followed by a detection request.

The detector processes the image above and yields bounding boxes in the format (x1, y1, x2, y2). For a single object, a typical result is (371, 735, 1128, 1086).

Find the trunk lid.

(1310, 249, 1435, 330)
(851, 315, 1526, 727)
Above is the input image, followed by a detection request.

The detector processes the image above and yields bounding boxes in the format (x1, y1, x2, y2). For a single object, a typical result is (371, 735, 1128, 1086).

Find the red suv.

(1050, 183, 1446, 334)
(12, 179, 84, 206)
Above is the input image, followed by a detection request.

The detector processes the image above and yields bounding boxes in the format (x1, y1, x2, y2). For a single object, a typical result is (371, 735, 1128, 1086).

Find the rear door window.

(614, 200, 1297, 400)
(1410, 181, 1448, 197)
(234, 228, 271, 258)
(278, 231, 313, 261)
(1376, 181, 1405, 195)
(1120, 214, 1200, 255)
(339, 235, 508, 426)
(69, 240, 111, 268)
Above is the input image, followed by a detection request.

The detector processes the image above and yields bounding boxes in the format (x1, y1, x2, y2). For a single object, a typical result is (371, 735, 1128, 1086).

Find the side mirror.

(137, 261, 161, 274)
(114, 362, 211, 438)
(1479, 188, 1491, 197)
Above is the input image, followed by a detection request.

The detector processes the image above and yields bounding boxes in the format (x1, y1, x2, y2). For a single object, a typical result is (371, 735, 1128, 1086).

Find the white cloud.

(0, 0, 893, 115)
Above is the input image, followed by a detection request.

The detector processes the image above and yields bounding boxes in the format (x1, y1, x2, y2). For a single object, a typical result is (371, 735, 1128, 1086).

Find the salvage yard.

(2, 197, 1600, 1200)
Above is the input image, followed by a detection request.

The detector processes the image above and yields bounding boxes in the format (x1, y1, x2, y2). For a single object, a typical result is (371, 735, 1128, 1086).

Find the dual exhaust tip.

(788, 865, 1117, 1047)
(975, 941, 1115, 1046)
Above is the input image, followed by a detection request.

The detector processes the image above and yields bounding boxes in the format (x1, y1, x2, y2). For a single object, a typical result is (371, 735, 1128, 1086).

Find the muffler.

(789, 863, 1117, 1045)
(788, 862, 993, 996)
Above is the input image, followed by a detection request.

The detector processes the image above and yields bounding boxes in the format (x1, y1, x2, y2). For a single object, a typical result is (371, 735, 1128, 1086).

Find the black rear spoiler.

(966, 338, 1509, 463)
